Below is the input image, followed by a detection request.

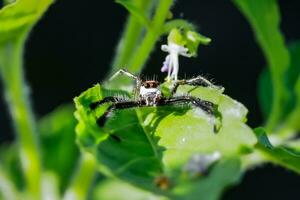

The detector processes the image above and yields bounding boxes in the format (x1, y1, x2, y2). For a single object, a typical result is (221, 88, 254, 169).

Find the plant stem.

(128, 0, 173, 73)
(63, 153, 96, 200)
(110, 0, 151, 73)
(0, 37, 41, 199)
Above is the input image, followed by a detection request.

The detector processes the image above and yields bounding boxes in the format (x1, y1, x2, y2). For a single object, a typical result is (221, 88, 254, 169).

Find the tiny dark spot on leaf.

(110, 134, 121, 142)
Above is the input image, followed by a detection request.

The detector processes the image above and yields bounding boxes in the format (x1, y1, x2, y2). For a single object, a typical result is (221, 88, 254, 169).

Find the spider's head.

(141, 80, 160, 89)
(139, 80, 162, 105)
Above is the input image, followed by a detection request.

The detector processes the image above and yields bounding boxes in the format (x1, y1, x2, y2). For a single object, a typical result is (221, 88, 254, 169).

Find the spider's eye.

(143, 83, 150, 88)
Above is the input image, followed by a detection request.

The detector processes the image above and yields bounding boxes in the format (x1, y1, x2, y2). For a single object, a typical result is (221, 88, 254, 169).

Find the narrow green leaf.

(116, 0, 151, 29)
(233, 0, 290, 130)
(0, 0, 54, 198)
(258, 41, 300, 122)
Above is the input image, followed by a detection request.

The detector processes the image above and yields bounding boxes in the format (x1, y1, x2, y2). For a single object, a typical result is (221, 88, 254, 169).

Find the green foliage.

(233, 0, 290, 131)
(0, 0, 53, 42)
(39, 105, 79, 191)
(258, 41, 300, 122)
(254, 128, 300, 173)
(116, 0, 151, 29)
(74, 82, 256, 198)
(0, 0, 54, 199)
(0, 0, 300, 199)
(92, 179, 167, 200)
(167, 28, 211, 57)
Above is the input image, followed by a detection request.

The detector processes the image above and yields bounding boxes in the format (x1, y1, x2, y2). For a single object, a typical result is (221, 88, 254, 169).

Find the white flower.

(161, 42, 192, 81)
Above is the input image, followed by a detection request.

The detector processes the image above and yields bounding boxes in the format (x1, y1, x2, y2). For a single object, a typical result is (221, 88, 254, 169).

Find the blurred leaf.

(0, 1, 54, 197)
(116, 0, 151, 29)
(172, 158, 242, 200)
(258, 41, 300, 123)
(39, 104, 79, 192)
(258, 68, 273, 119)
(0, 144, 24, 190)
(92, 179, 168, 200)
(254, 128, 300, 174)
(0, 0, 53, 42)
(233, 0, 290, 130)
(0, 164, 19, 200)
(74, 83, 256, 197)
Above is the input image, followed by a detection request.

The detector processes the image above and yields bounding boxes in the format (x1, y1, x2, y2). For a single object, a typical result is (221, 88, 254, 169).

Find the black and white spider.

(90, 69, 223, 132)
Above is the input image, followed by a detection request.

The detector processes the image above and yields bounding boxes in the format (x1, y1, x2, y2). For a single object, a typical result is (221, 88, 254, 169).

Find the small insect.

(90, 69, 222, 132)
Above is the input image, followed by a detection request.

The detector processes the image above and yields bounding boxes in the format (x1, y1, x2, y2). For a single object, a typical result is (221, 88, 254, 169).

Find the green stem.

(110, 0, 151, 73)
(0, 37, 41, 199)
(128, 0, 173, 73)
(63, 153, 96, 200)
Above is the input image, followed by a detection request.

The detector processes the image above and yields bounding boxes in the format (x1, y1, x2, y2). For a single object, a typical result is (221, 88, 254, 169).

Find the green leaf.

(254, 128, 300, 174)
(233, 0, 290, 130)
(0, 1, 54, 197)
(258, 41, 300, 121)
(116, 0, 151, 29)
(38, 104, 79, 192)
(0, 0, 54, 42)
(74, 83, 256, 197)
(92, 179, 168, 200)
(172, 158, 242, 200)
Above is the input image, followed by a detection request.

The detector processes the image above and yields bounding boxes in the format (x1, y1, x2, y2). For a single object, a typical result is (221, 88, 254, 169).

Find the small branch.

(128, 0, 173, 73)
(0, 38, 42, 199)
(109, 0, 153, 76)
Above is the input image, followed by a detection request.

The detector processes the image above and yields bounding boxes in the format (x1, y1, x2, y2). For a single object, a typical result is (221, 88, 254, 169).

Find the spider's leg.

(96, 101, 141, 127)
(109, 68, 142, 99)
(90, 96, 120, 110)
(160, 96, 215, 115)
(171, 76, 223, 95)
(160, 96, 222, 133)
(109, 68, 139, 81)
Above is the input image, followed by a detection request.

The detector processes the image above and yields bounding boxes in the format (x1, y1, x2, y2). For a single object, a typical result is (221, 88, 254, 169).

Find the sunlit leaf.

(74, 83, 256, 198)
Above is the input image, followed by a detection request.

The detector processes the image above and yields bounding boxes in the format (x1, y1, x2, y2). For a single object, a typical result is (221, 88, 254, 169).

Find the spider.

(90, 69, 223, 132)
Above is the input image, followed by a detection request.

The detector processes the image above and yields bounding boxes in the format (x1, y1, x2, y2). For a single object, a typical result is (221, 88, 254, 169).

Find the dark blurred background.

(0, 0, 299, 199)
